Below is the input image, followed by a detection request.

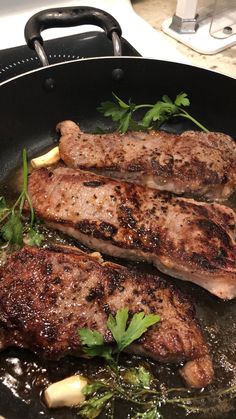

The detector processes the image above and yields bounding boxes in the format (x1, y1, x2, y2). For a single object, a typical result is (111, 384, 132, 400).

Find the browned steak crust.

(0, 246, 213, 388)
(28, 167, 236, 300)
(58, 120, 236, 200)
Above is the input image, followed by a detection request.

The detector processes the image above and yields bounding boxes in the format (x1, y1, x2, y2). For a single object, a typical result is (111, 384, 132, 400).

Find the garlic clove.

(44, 375, 88, 408)
(31, 147, 60, 169)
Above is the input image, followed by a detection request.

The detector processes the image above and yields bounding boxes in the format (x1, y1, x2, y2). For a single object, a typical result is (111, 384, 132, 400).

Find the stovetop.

(0, 31, 139, 83)
(0, 0, 188, 86)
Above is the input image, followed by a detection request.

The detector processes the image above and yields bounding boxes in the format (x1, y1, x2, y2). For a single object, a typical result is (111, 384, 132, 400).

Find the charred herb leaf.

(82, 382, 107, 396)
(98, 92, 208, 133)
(78, 392, 113, 419)
(133, 407, 163, 419)
(77, 347, 236, 419)
(123, 366, 153, 388)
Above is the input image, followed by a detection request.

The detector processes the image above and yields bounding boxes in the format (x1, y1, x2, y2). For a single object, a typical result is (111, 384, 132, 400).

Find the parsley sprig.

(79, 391, 114, 419)
(97, 92, 209, 133)
(77, 308, 236, 418)
(107, 308, 160, 353)
(78, 308, 160, 417)
(0, 149, 43, 247)
(79, 307, 160, 364)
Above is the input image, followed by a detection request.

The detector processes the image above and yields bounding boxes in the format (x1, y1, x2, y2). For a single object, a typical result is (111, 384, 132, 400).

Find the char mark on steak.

(57, 120, 236, 200)
(0, 245, 214, 388)
(27, 167, 236, 300)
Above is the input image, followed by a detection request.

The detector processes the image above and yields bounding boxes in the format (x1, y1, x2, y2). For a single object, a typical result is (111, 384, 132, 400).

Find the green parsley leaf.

(1, 212, 23, 245)
(162, 94, 172, 103)
(79, 392, 113, 419)
(128, 119, 147, 132)
(79, 329, 104, 347)
(0, 196, 7, 209)
(112, 92, 130, 109)
(137, 366, 152, 388)
(0, 197, 10, 223)
(108, 308, 160, 353)
(133, 407, 163, 419)
(79, 329, 113, 361)
(79, 309, 160, 364)
(0, 149, 42, 248)
(118, 111, 132, 133)
(26, 227, 44, 247)
(142, 101, 176, 128)
(97, 100, 133, 134)
(98, 93, 142, 133)
(107, 307, 129, 344)
(97, 100, 128, 123)
(98, 92, 208, 133)
(174, 92, 190, 107)
(123, 366, 153, 388)
(82, 382, 106, 396)
(82, 345, 113, 361)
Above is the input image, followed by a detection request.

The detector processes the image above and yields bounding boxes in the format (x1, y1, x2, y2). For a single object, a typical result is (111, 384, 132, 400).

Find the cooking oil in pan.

(0, 167, 235, 419)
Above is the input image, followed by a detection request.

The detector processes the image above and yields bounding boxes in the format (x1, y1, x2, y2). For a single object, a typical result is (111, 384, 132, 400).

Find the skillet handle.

(24, 6, 122, 66)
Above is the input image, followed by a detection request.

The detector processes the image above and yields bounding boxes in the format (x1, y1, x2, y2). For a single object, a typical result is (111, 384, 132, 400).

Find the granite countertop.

(132, 0, 236, 78)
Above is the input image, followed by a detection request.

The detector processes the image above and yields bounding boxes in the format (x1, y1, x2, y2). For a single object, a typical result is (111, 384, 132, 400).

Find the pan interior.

(0, 57, 235, 418)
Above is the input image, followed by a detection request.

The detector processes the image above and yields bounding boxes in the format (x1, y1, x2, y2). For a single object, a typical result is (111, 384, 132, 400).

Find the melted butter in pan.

(0, 170, 235, 418)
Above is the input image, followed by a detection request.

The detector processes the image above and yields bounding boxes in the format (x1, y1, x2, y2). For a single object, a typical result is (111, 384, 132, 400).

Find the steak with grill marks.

(57, 120, 236, 200)
(0, 245, 214, 388)
(27, 167, 236, 300)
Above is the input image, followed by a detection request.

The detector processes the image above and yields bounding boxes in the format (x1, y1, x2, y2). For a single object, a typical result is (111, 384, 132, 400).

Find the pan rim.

(0, 55, 235, 88)
(0, 52, 235, 419)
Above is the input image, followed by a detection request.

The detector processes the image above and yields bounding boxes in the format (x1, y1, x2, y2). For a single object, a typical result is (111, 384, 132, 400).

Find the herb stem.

(108, 397, 115, 419)
(12, 192, 23, 213)
(176, 110, 209, 133)
(0, 210, 11, 224)
(25, 191, 35, 226)
(98, 92, 209, 133)
(0, 149, 43, 247)
(113, 387, 148, 406)
(134, 104, 153, 110)
(18, 149, 28, 215)
(23, 148, 28, 193)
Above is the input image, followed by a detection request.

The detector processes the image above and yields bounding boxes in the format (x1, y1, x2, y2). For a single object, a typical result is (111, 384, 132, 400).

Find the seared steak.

(0, 245, 214, 388)
(28, 167, 236, 300)
(57, 120, 236, 200)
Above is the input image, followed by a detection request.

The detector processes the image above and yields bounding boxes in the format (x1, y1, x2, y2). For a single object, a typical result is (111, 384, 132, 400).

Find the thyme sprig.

(77, 308, 236, 418)
(78, 369, 236, 419)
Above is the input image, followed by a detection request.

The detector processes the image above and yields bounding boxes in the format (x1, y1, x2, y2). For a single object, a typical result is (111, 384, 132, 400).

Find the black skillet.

(0, 6, 235, 419)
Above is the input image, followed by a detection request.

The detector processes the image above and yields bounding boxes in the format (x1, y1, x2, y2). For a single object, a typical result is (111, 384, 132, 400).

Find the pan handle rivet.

(112, 68, 124, 81)
(43, 78, 56, 91)
(223, 26, 232, 35)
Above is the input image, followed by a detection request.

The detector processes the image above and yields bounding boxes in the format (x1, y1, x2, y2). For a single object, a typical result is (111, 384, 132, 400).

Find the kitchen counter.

(132, 0, 236, 78)
(0, 0, 235, 79)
